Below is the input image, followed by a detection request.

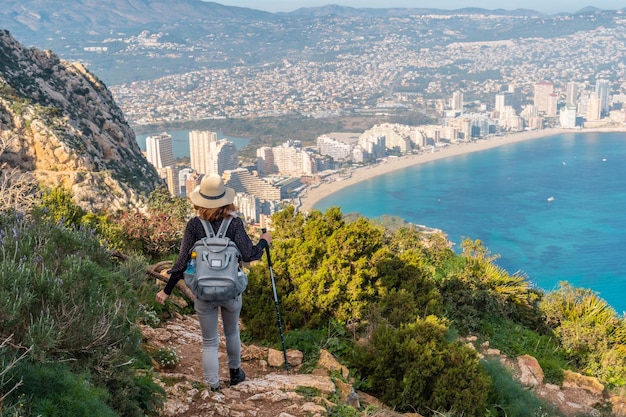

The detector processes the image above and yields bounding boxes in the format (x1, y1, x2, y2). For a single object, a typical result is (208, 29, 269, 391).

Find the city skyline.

(208, 0, 625, 14)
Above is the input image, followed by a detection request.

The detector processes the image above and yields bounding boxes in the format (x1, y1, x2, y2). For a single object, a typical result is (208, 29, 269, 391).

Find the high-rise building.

(507, 84, 522, 111)
(157, 166, 179, 197)
(533, 81, 555, 115)
(224, 168, 282, 201)
(185, 171, 202, 199)
(211, 140, 239, 176)
(547, 93, 559, 117)
(451, 91, 464, 111)
(595, 79, 610, 116)
(189, 130, 238, 176)
(177, 168, 194, 197)
(189, 130, 217, 175)
(256, 147, 275, 175)
(317, 135, 353, 161)
(566, 82, 579, 108)
(586, 95, 602, 121)
(495, 92, 513, 116)
(560, 106, 577, 128)
(146, 133, 174, 169)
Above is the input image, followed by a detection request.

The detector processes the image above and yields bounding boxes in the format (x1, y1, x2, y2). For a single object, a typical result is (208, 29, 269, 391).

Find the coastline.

(298, 127, 626, 212)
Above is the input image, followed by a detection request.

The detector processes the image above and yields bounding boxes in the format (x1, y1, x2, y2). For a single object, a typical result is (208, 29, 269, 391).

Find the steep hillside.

(0, 30, 163, 212)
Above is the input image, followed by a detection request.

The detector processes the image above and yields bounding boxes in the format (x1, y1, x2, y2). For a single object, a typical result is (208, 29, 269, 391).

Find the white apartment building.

(210, 140, 239, 176)
(586, 95, 602, 121)
(256, 146, 274, 175)
(177, 167, 194, 197)
(146, 132, 174, 169)
(494, 92, 513, 116)
(451, 91, 464, 111)
(189, 130, 237, 176)
(189, 130, 217, 174)
(157, 166, 179, 197)
(233, 193, 259, 224)
(257, 142, 317, 176)
(498, 106, 524, 131)
(361, 124, 413, 153)
(224, 168, 282, 201)
(559, 106, 577, 128)
(533, 81, 556, 115)
(317, 135, 353, 161)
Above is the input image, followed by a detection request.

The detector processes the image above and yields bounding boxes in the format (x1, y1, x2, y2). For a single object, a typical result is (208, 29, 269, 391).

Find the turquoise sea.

(315, 132, 626, 314)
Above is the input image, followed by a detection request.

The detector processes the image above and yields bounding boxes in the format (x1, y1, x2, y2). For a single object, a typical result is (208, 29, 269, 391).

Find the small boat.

(547, 196, 555, 202)
(602, 158, 607, 162)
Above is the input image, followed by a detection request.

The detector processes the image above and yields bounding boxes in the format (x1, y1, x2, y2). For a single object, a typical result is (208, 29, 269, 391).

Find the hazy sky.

(211, 1, 625, 15)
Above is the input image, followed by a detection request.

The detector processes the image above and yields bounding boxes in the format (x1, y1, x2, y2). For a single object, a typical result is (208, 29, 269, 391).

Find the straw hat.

(189, 174, 235, 208)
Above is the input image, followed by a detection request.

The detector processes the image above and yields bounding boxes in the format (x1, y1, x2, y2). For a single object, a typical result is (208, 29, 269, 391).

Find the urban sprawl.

(115, 12, 626, 225)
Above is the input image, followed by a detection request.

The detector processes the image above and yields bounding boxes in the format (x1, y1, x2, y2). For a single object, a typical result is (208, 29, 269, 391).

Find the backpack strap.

(199, 219, 215, 238)
(217, 218, 233, 238)
(199, 218, 232, 239)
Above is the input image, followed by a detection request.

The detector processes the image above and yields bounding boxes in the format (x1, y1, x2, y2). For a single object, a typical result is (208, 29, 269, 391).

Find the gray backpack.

(184, 218, 248, 302)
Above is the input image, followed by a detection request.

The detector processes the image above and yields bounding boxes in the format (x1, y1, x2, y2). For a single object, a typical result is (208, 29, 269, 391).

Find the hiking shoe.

(209, 385, 220, 392)
(229, 368, 245, 386)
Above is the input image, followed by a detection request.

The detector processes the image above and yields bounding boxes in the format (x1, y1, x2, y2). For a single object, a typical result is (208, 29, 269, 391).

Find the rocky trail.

(140, 311, 626, 417)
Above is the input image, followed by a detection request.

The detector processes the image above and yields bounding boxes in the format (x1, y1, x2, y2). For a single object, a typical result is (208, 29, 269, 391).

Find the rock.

(610, 395, 626, 417)
(562, 370, 605, 396)
(242, 344, 266, 361)
(517, 354, 544, 387)
(317, 349, 350, 380)
(0, 30, 163, 213)
(267, 348, 303, 367)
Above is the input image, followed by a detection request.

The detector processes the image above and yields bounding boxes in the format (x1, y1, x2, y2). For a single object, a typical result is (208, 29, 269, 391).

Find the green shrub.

(540, 282, 625, 387)
(481, 316, 568, 384)
(482, 358, 563, 417)
(153, 346, 180, 369)
(4, 361, 118, 417)
(353, 315, 490, 416)
(0, 213, 165, 416)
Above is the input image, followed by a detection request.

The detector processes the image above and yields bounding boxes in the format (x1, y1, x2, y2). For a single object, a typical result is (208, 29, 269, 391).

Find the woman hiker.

(156, 174, 272, 391)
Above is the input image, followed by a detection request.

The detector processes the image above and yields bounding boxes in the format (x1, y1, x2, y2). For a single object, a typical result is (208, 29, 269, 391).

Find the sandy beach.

(298, 127, 626, 212)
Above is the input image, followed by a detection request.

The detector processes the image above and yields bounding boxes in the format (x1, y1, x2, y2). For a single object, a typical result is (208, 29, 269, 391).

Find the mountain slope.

(0, 30, 163, 212)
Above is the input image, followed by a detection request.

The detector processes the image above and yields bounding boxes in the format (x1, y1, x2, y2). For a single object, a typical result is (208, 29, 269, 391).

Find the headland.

(298, 127, 626, 212)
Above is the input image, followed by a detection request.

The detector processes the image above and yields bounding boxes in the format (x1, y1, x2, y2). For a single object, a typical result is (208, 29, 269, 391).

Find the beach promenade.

(298, 127, 626, 212)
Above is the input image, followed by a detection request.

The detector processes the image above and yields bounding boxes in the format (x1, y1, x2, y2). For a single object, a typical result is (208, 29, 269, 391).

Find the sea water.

(315, 132, 626, 314)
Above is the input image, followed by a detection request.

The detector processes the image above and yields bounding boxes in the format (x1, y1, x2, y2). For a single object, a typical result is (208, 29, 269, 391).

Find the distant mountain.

(0, 1, 621, 86)
(285, 5, 545, 17)
(0, 30, 163, 212)
(0, 0, 273, 40)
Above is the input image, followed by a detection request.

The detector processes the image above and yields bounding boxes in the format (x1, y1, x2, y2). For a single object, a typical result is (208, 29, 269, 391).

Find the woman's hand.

(156, 290, 169, 305)
(260, 231, 272, 245)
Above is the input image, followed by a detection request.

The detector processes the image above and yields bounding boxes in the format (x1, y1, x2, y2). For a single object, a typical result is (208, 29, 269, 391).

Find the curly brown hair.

(195, 203, 237, 222)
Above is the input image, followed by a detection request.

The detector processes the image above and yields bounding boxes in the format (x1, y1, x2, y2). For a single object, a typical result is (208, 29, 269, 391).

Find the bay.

(134, 129, 251, 158)
(315, 132, 626, 314)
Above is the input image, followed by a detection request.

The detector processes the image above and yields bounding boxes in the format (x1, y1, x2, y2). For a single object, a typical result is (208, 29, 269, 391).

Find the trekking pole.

(262, 228, 290, 370)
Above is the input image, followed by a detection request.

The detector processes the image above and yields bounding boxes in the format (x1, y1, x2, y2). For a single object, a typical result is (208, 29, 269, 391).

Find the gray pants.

(194, 295, 242, 388)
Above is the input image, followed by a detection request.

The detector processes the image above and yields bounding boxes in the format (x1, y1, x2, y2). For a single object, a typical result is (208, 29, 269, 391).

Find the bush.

(353, 315, 490, 416)
(481, 316, 568, 384)
(4, 361, 118, 417)
(482, 358, 563, 417)
(540, 282, 625, 387)
(153, 346, 180, 369)
(0, 213, 165, 416)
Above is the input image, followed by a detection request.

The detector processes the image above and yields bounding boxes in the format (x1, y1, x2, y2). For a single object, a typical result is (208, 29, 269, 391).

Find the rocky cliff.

(0, 30, 163, 212)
